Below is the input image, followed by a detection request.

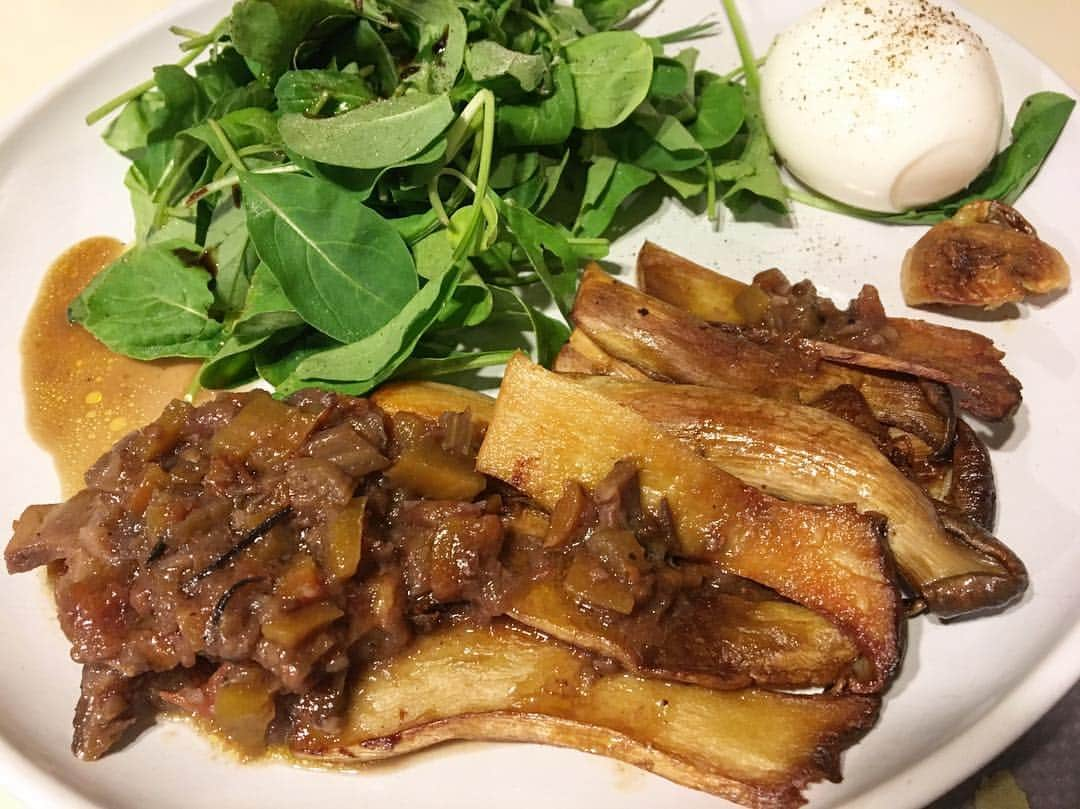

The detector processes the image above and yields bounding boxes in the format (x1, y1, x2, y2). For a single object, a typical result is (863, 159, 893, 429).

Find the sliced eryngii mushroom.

(902, 200, 1070, 309)
(572, 266, 951, 448)
(308, 620, 880, 809)
(477, 355, 903, 690)
(370, 380, 496, 422)
(554, 329, 651, 380)
(638, 240, 771, 325)
(637, 240, 1022, 421)
(570, 375, 1026, 619)
(506, 572, 864, 690)
(377, 379, 868, 691)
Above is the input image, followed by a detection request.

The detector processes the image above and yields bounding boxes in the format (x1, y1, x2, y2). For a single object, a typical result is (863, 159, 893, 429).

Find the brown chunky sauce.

(21, 237, 203, 495)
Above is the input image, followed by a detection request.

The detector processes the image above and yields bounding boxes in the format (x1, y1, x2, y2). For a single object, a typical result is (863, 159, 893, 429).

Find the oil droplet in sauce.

(22, 237, 204, 496)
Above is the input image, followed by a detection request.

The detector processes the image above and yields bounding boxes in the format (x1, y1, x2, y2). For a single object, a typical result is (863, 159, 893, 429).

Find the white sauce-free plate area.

(0, 1, 1077, 807)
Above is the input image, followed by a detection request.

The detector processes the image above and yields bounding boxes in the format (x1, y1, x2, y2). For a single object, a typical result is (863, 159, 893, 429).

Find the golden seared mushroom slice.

(373, 379, 868, 692)
(902, 200, 1070, 308)
(478, 355, 904, 692)
(571, 376, 1026, 619)
(309, 620, 880, 809)
(636, 241, 1022, 422)
(572, 266, 952, 448)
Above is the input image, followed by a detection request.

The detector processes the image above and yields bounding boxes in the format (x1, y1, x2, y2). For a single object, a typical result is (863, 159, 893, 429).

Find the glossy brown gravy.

(22, 237, 203, 496)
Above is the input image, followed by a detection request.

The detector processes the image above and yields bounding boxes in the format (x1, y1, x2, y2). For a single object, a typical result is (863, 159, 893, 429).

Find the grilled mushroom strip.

(901, 200, 1070, 309)
(564, 375, 1026, 618)
(572, 266, 952, 448)
(506, 571, 863, 690)
(309, 620, 880, 809)
(477, 355, 903, 691)
(637, 240, 1022, 420)
(373, 381, 869, 691)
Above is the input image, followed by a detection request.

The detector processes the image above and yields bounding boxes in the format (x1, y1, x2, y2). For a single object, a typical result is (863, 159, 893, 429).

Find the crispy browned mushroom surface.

(901, 200, 1070, 309)
(638, 240, 1022, 420)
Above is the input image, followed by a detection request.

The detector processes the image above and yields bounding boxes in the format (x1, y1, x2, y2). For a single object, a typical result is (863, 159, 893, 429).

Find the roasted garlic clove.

(901, 200, 1070, 309)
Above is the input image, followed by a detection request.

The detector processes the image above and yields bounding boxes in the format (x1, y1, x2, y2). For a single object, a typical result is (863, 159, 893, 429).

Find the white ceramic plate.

(1, 1, 1077, 807)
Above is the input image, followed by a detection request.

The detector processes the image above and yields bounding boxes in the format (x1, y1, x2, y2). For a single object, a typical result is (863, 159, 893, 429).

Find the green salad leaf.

(279, 93, 455, 169)
(77, 0, 1071, 400)
(69, 242, 224, 360)
(278, 263, 464, 394)
(565, 31, 655, 130)
(240, 171, 418, 343)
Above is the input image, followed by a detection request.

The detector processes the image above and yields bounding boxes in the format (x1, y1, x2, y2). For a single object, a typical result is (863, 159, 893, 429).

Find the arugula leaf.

(240, 171, 419, 342)
(495, 287, 571, 366)
(649, 57, 691, 101)
(691, 78, 744, 149)
(574, 0, 651, 29)
(351, 20, 399, 96)
(497, 62, 577, 147)
(194, 47, 255, 103)
(278, 263, 463, 394)
(489, 152, 542, 189)
(204, 195, 259, 315)
(609, 109, 706, 172)
(182, 107, 281, 164)
(413, 229, 493, 327)
(69, 242, 224, 360)
(395, 349, 515, 380)
(565, 31, 654, 130)
(256, 330, 337, 387)
(575, 156, 655, 237)
(387, 0, 468, 94)
(280, 93, 454, 169)
(229, 0, 359, 83)
(716, 97, 788, 211)
(275, 69, 377, 115)
(657, 166, 707, 199)
(125, 166, 199, 245)
(466, 41, 548, 93)
(425, 285, 569, 367)
(104, 65, 210, 161)
(991, 92, 1075, 204)
(500, 200, 589, 318)
(200, 264, 305, 388)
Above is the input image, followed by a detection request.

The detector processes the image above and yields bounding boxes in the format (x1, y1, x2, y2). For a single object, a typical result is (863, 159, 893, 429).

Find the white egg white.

(759, 0, 1003, 213)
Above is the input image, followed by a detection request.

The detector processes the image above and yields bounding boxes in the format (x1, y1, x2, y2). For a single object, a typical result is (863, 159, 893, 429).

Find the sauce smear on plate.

(21, 237, 202, 495)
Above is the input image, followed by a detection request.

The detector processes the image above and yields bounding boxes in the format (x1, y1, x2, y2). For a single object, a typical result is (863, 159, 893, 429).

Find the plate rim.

(0, 1, 1076, 808)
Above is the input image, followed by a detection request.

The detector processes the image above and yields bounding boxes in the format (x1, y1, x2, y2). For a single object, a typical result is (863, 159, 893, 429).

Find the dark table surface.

(924, 679, 1080, 808)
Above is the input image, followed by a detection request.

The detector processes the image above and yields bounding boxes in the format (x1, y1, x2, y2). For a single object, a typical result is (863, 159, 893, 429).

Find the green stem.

(428, 181, 452, 227)
(183, 164, 301, 206)
(450, 90, 497, 262)
(704, 154, 718, 221)
(444, 92, 487, 161)
(785, 185, 875, 217)
(169, 26, 204, 39)
(85, 17, 228, 125)
(184, 369, 204, 403)
(720, 0, 761, 96)
(521, 9, 560, 42)
(719, 56, 766, 84)
(151, 143, 208, 230)
(207, 119, 247, 172)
